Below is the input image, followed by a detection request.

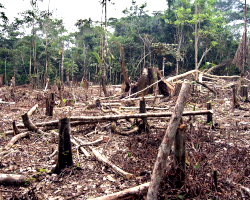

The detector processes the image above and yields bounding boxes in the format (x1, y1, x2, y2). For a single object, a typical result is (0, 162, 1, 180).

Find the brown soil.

(0, 80, 250, 199)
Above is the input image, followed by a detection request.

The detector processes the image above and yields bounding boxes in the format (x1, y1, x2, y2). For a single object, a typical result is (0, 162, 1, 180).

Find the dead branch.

(206, 59, 233, 74)
(203, 73, 240, 80)
(73, 136, 104, 146)
(4, 132, 30, 150)
(89, 146, 134, 180)
(147, 81, 190, 200)
(227, 179, 250, 196)
(192, 74, 217, 94)
(101, 107, 139, 135)
(198, 47, 212, 69)
(27, 104, 38, 117)
(88, 182, 150, 200)
(111, 121, 139, 135)
(165, 69, 197, 82)
(0, 174, 26, 185)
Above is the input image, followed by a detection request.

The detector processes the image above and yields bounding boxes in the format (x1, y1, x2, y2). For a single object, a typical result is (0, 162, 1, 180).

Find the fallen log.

(0, 173, 26, 185)
(15, 110, 212, 131)
(4, 132, 30, 150)
(165, 70, 197, 82)
(70, 110, 213, 123)
(89, 146, 134, 180)
(89, 182, 150, 200)
(203, 73, 240, 80)
(27, 104, 38, 117)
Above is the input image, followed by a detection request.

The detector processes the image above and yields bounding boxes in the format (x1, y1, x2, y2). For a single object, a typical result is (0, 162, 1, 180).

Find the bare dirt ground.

(0, 78, 250, 200)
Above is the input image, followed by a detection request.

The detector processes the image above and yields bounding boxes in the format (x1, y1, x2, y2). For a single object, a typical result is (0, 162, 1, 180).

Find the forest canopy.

(0, 0, 249, 87)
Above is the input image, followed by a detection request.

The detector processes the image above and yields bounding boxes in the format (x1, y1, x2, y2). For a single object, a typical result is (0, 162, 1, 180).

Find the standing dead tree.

(147, 81, 190, 200)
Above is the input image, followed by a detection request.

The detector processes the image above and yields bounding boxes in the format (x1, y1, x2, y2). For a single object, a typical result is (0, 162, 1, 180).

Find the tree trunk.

(52, 117, 73, 174)
(61, 41, 64, 82)
(195, 3, 198, 79)
(4, 57, 7, 86)
(147, 82, 190, 200)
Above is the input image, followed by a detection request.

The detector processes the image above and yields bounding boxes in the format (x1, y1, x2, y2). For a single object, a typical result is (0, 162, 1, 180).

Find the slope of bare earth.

(0, 79, 249, 199)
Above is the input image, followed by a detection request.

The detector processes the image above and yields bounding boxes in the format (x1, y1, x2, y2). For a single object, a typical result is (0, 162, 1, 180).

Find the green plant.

(193, 162, 200, 171)
(178, 195, 184, 199)
(40, 169, 46, 173)
(207, 121, 213, 125)
(127, 152, 131, 157)
(63, 98, 67, 103)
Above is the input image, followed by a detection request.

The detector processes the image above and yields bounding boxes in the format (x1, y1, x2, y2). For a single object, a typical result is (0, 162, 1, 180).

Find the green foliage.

(193, 162, 200, 171)
(39, 168, 46, 172)
(0, 0, 245, 86)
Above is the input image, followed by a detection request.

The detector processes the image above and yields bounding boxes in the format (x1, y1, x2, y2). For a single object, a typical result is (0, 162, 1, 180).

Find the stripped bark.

(147, 81, 190, 200)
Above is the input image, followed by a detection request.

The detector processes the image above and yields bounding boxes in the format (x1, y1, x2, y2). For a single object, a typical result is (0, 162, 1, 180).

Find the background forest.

(0, 0, 249, 87)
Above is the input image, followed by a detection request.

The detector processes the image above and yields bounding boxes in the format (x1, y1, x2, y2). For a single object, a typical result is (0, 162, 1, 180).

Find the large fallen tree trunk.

(15, 110, 212, 131)
(0, 174, 26, 185)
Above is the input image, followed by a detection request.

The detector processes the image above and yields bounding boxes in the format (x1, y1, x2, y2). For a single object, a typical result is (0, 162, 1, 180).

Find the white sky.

(2, 0, 168, 32)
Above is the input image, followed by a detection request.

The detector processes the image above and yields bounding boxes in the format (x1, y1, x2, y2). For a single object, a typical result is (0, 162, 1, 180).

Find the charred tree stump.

(52, 117, 73, 174)
(173, 119, 186, 188)
(232, 85, 240, 108)
(46, 93, 55, 116)
(139, 97, 150, 133)
(12, 120, 20, 135)
(241, 85, 249, 102)
(206, 101, 213, 124)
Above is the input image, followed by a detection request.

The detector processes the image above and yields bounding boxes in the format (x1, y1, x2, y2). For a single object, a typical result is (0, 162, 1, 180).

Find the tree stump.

(232, 85, 240, 108)
(46, 93, 55, 116)
(173, 118, 186, 188)
(52, 118, 73, 174)
(139, 97, 150, 133)
(241, 85, 248, 102)
(173, 81, 182, 97)
(206, 101, 213, 124)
